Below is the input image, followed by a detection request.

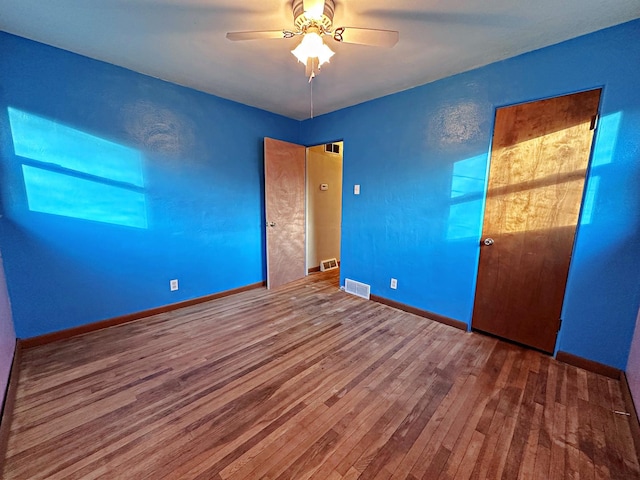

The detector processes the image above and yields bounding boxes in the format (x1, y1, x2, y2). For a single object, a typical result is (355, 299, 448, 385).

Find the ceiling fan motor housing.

(292, 0, 335, 32)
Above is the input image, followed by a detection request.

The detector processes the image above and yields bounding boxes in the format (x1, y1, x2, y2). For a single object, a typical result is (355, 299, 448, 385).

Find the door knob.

(483, 237, 494, 246)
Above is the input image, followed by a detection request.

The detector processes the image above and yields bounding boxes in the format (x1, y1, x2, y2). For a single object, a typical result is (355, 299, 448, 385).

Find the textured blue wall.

(0, 32, 299, 338)
(301, 19, 640, 370)
(1, 21, 639, 370)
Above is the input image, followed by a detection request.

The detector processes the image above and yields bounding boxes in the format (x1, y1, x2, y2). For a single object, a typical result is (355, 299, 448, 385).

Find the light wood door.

(264, 137, 306, 289)
(472, 89, 601, 353)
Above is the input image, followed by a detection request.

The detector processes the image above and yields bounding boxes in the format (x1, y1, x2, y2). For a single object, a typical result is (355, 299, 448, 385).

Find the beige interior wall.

(306, 143, 343, 269)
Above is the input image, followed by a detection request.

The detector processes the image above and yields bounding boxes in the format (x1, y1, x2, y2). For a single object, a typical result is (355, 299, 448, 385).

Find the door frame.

(470, 89, 602, 353)
(304, 140, 345, 275)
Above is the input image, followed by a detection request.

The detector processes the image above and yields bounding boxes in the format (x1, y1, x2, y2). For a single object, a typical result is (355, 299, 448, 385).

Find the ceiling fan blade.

(226, 30, 293, 41)
(303, 0, 325, 20)
(332, 27, 399, 47)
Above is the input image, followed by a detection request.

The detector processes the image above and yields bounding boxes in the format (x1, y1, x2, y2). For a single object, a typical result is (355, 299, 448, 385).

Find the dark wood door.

(472, 89, 601, 353)
(264, 137, 306, 289)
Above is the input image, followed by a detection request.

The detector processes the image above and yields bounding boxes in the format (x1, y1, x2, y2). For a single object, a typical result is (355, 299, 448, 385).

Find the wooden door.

(264, 137, 306, 289)
(472, 89, 601, 353)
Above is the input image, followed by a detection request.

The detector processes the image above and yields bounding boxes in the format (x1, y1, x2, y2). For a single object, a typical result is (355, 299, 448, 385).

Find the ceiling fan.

(226, 0, 399, 80)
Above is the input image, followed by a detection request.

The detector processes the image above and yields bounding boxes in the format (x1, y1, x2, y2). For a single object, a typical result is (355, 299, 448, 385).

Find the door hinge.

(590, 114, 599, 131)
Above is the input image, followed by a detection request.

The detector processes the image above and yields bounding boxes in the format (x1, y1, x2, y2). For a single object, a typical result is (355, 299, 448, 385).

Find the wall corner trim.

(21, 281, 266, 349)
(369, 294, 468, 331)
(0, 339, 22, 467)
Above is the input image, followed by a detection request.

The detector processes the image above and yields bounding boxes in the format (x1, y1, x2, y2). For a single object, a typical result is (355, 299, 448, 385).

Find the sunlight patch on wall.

(447, 199, 484, 240)
(8, 108, 148, 229)
(22, 166, 148, 229)
(447, 154, 487, 240)
(9, 108, 144, 186)
(578, 112, 621, 226)
(450, 154, 487, 198)
(580, 176, 600, 226)
(591, 112, 622, 167)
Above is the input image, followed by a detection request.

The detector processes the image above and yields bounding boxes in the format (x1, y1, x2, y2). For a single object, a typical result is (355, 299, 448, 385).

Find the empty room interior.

(0, 0, 639, 478)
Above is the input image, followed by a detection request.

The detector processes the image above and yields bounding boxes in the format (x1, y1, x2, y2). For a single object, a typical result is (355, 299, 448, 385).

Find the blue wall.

(0, 32, 299, 338)
(300, 19, 640, 370)
(1, 21, 639, 370)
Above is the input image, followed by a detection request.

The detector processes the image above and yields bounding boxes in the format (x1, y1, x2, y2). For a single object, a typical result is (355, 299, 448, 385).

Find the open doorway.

(305, 141, 343, 274)
(263, 138, 342, 289)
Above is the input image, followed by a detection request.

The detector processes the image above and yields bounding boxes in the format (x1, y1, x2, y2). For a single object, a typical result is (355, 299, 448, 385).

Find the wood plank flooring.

(3, 270, 639, 479)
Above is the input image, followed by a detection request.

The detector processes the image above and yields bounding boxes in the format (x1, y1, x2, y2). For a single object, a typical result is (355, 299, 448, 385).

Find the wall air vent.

(320, 258, 338, 271)
(325, 143, 340, 154)
(344, 278, 370, 300)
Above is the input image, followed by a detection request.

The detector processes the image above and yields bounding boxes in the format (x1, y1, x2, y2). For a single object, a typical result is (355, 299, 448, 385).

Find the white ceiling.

(1, 0, 638, 120)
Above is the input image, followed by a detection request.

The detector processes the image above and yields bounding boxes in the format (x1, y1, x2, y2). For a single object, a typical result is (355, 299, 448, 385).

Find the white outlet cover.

(170, 279, 179, 291)
(354, 184, 360, 195)
(390, 278, 397, 289)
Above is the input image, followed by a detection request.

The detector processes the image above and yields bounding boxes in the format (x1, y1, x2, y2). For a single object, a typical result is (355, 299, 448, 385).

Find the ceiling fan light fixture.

(291, 31, 335, 67)
(227, 0, 398, 81)
(305, 4, 325, 21)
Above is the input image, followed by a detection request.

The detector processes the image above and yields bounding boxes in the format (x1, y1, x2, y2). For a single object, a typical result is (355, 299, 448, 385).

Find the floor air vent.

(320, 258, 339, 272)
(344, 279, 371, 300)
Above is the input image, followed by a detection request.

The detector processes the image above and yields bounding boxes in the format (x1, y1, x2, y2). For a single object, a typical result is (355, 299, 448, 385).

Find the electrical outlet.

(170, 279, 179, 291)
(390, 278, 397, 289)
(354, 184, 360, 195)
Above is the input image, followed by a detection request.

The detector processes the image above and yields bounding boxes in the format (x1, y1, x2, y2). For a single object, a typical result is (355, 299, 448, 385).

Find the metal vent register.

(320, 258, 338, 271)
(344, 279, 370, 300)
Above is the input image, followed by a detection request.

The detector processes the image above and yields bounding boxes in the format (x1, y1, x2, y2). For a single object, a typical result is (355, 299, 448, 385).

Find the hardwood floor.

(3, 270, 639, 479)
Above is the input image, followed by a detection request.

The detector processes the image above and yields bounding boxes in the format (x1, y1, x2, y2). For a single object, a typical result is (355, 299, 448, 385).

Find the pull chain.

(310, 78, 314, 119)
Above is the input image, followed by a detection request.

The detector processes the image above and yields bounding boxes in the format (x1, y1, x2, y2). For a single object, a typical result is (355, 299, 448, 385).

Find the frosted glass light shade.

(291, 32, 335, 66)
